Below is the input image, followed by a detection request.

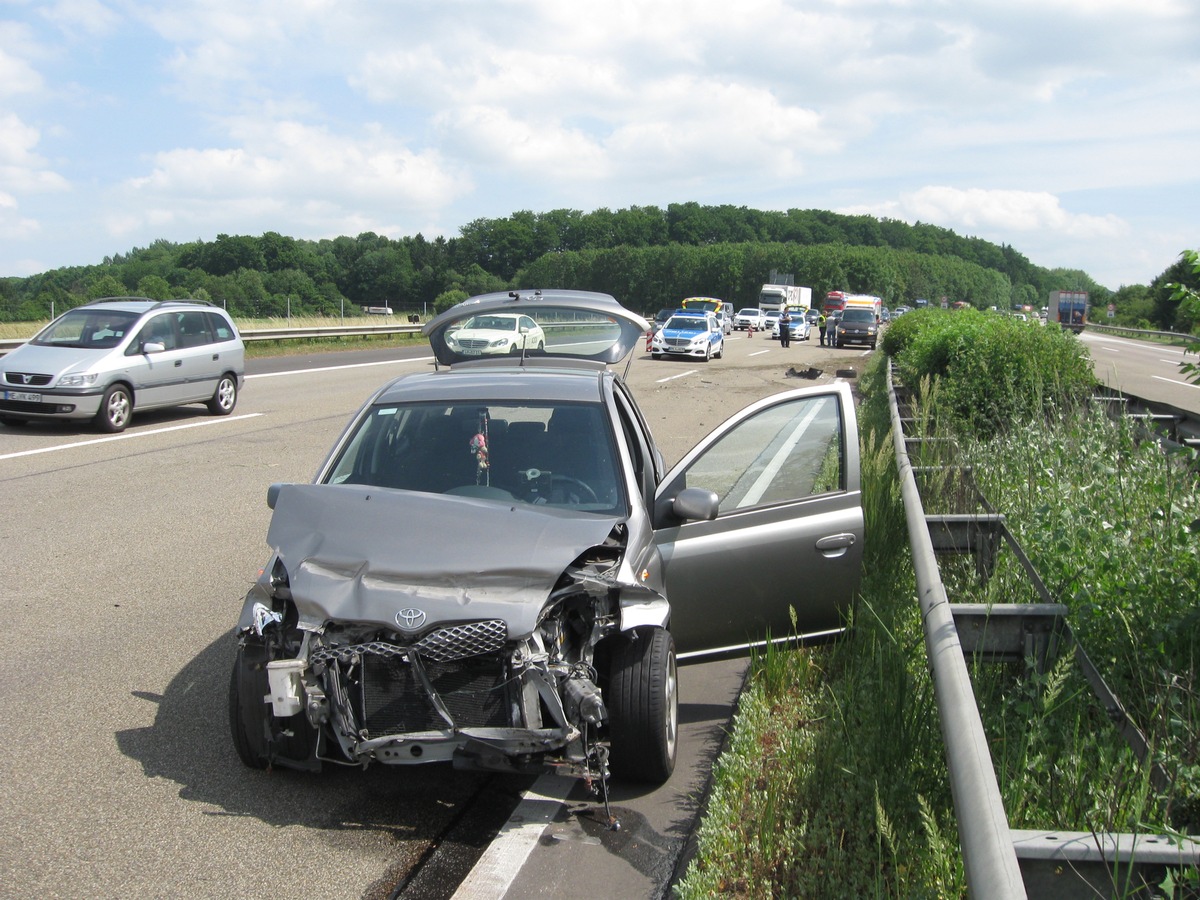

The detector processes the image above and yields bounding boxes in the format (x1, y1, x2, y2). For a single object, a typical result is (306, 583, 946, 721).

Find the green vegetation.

(679, 315, 1198, 896)
(0, 204, 1134, 326)
(882, 307, 1095, 436)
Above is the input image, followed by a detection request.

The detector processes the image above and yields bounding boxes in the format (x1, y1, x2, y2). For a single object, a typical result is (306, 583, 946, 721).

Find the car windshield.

(666, 316, 706, 331)
(842, 309, 875, 322)
(324, 400, 625, 514)
(738, 309, 759, 316)
(460, 315, 517, 331)
(32, 309, 141, 349)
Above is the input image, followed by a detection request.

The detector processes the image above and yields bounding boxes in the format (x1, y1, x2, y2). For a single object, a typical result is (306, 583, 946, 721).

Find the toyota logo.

(395, 608, 426, 630)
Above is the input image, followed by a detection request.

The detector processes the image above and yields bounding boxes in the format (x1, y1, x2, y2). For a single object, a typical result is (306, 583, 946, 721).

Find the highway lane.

(1081, 331, 1200, 414)
(0, 329, 857, 898)
(4, 322, 1191, 898)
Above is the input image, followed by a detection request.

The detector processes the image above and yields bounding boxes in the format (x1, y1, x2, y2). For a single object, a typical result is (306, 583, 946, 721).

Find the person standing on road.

(818, 312, 827, 346)
(825, 314, 838, 348)
(779, 309, 791, 348)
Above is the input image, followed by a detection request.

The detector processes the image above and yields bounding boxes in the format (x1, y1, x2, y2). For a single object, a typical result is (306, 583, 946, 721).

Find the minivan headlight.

(57, 373, 99, 387)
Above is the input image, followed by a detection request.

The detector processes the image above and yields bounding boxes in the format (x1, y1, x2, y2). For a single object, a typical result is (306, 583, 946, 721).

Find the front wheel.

(606, 627, 678, 784)
(229, 642, 318, 770)
(207, 374, 238, 415)
(95, 384, 132, 433)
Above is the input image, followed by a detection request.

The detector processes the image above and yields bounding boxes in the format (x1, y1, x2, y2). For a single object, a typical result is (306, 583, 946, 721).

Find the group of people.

(776, 309, 839, 348)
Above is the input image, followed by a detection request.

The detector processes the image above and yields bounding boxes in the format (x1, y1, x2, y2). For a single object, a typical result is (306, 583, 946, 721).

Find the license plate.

(4, 390, 41, 403)
(461, 348, 482, 356)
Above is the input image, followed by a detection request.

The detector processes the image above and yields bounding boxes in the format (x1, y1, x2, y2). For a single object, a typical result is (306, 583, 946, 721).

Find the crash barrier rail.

(887, 362, 1200, 898)
(0, 322, 424, 356)
(1084, 323, 1200, 346)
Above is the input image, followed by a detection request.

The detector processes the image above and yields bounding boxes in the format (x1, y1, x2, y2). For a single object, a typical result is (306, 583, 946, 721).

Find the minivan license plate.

(4, 390, 41, 403)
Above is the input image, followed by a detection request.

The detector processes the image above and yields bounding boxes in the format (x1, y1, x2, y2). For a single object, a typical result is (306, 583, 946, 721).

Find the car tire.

(606, 627, 678, 784)
(229, 642, 317, 770)
(229, 644, 271, 769)
(207, 374, 238, 415)
(95, 384, 132, 433)
(715, 342, 723, 359)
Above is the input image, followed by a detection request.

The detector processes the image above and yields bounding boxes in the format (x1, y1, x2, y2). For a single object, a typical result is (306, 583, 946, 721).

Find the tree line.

(0, 203, 1195, 331)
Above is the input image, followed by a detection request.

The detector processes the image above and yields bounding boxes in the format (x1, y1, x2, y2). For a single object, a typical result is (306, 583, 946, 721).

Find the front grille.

(311, 619, 507, 667)
(413, 619, 507, 662)
(3, 373, 52, 386)
(457, 338, 491, 349)
(360, 656, 510, 736)
(665, 337, 693, 348)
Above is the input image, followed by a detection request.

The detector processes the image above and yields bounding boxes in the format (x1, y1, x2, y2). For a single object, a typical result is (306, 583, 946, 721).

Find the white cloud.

(870, 187, 1129, 239)
(108, 118, 470, 240)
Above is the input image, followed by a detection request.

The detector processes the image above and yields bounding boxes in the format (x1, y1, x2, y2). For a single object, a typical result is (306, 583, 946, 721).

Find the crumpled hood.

(267, 483, 624, 637)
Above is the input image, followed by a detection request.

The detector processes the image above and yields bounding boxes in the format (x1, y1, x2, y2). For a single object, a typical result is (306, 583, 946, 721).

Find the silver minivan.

(0, 297, 245, 432)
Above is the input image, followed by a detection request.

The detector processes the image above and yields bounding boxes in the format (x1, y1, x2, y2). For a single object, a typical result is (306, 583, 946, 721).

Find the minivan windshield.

(32, 309, 141, 349)
(841, 309, 876, 323)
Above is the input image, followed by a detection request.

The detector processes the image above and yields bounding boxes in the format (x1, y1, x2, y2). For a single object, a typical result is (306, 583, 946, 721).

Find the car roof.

(75, 296, 219, 314)
(424, 289, 649, 367)
(369, 363, 608, 407)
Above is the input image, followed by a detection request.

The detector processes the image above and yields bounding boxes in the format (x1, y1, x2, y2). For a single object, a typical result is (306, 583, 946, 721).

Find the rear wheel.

(95, 384, 132, 433)
(207, 374, 238, 415)
(607, 627, 677, 784)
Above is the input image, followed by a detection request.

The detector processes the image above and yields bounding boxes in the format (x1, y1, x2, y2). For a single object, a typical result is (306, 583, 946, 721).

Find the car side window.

(206, 312, 236, 342)
(126, 314, 177, 355)
(177, 311, 213, 348)
(667, 394, 843, 513)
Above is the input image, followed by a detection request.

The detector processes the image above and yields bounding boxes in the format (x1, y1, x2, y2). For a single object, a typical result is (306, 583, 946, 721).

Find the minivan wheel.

(207, 374, 238, 415)
(606, 626, 678, 784)
(95, 385, 132, 433)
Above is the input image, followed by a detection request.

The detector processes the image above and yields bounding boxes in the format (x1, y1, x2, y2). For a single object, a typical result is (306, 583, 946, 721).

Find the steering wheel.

(549, 474, 598, 503)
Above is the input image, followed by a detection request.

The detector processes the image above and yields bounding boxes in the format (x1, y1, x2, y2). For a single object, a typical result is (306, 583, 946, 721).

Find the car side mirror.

(267, 482, 289, 509)
(672, 487, 719, 522)
(142, 341, 166, 354)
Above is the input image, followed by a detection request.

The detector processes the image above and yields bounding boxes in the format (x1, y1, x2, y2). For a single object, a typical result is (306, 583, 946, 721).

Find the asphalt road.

(0, 329, 866, 899)
(2, 325, 1192, 899)
(1081, 330, 1200, 414)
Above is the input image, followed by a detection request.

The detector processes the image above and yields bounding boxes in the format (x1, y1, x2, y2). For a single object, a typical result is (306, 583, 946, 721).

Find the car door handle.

(174, 360, 182, 367)
(212, 354, 220, 360)
(815, 533, 857, 556)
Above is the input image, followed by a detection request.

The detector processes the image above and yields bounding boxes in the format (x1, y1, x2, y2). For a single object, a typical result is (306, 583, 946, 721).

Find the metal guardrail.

(887, 366, 1028, 898)
(0, 322, 422, 356)
(888, 363, 1200, 898)
(1084, 323, 1200, 345)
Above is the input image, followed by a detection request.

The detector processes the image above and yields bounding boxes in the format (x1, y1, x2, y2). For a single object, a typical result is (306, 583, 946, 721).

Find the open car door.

(652, 382, 864, 660)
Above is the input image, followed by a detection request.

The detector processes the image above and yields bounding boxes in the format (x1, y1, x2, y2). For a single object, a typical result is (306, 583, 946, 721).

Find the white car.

(443, 313, 546, 356)
(772, 315, 811, 342)
(733, 308, 765, 331)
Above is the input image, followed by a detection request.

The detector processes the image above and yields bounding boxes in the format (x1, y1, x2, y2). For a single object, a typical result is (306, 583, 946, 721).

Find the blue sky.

(2, 0, 1197, 289)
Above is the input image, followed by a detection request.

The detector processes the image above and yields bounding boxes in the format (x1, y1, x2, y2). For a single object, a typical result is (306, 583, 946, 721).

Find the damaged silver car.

(230, 290, 863, 788)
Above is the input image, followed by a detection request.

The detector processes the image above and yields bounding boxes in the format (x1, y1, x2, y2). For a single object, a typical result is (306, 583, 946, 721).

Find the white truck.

(758, 284, 813, 338)
(758, 283, 812, 316)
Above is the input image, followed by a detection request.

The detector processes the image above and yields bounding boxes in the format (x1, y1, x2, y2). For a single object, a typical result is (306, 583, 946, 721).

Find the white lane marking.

(740, 399, 827, 506)
(451, 773, 576, 899)
(0, 413, 264, 461)
(1153, 375, 1200, 390)
(246, 356, 433, 379)
(749, 349, 772, 357)
(656, 369, 698, 383)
